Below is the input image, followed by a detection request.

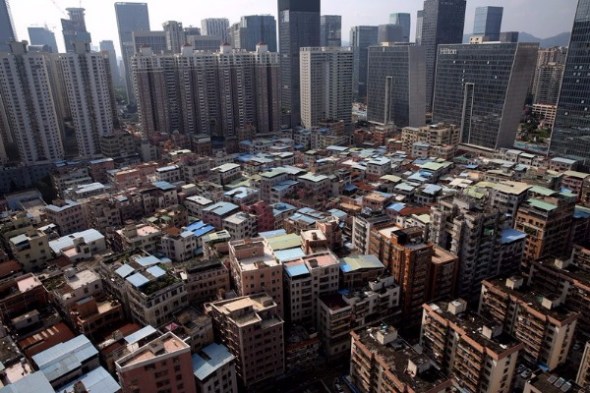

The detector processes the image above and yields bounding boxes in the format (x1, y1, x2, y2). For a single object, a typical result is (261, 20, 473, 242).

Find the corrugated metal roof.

(115, 264, 135, 279)
(192, 343, 235, 381)
(285, 263, 310, 278)
(32, 335, 97, 383)
(124, 325, 157, 345)
(146, 266, 166, 279)
(0, 371, 54, 393)
(340, 255, 384, 273)
(274, 248, 306, 263)
(58, 366, 120, 393)
(126, 273, 150, 288)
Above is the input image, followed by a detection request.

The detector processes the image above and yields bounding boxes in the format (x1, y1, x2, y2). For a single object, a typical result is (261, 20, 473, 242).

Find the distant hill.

(462, 32, 570, 47)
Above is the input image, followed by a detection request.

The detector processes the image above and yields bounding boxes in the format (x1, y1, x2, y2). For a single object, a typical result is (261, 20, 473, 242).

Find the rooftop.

(354, 326, 451, 391)
(192, 343, 235, 381)
(48, 229, 104, 254)
(32, 335, 98, 382)
(0, 371, 54, 393)
(117, 332, 189, 369)
(59, 366, 121, 393)
(340, 255, 384, 273)
(202, 201, 240, 217)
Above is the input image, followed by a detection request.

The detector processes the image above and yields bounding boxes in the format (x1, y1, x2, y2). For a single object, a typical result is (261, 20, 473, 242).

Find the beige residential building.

(223, 212, 257, 240)
(9, 229, 53, 272)
(181, 259, 230, 304)
(400, 123, 460, 154)
(207, 294, 285, 387)
(318, 276, 400, 358)
(480, 277, 578, 370)
(283, 252, 340, 327)
(351, 326, 453, 393)
(43, 199, 87, 235)
(113, 224, 163, 254)
(116, 332, 196, 393)
(229, 238, 284, 316)
(421, 299, 523, 393)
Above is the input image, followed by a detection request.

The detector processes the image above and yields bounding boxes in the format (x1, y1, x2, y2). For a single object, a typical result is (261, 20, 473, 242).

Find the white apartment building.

(59, 43, 115, 158)
(300, 47, 353, 128)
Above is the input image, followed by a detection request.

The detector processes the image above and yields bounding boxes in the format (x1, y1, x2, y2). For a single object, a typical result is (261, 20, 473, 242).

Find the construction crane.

(47, 0, 67, 17)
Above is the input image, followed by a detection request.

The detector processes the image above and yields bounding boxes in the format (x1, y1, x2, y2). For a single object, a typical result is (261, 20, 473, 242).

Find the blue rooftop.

(125, 325, 157, 345)
(500, 228, 527, 244)
(0, 371, 53, 393)
(135, 255, 160, 267)
(387, 202, 406, 212)
(203, 201, 239, 217)
(185, 221, 216, 238)
(193, 343, 235, 381)
(32, 335, 98, 383)
(575, 206, 590, 219)
(274, 247, 306, 263)
(58, 366, 120, 393)
(126, 272, 150, 287)
(285, 263, 310, 278)
(146, 265, 166, 279)
(115, 264, 135, 279)
(153, 181, 176, 191)
(259, 229, 287, 239)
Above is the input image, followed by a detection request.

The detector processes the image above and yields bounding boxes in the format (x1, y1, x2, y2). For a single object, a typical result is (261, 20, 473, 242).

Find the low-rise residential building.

(202, 202, 240, 229)
(351, 325, 453, 393)
(181, 259, 231, 304)
(223, 212, 257, 240)
(318, 276, 400, 358)
(9, 229, 53, 272)
(283, 252, 340, 327)
(207, 294, 285, 388)
(228, 238, 284, 316)
(116, 332, 196, 393)
(421, 300, 523, 393)
(480, 277, 578, 370)
(43, 200, 87, 235)
(32, 335, 100, 388)
(192, 343, 238, 393)
(113, 224, 163, 254)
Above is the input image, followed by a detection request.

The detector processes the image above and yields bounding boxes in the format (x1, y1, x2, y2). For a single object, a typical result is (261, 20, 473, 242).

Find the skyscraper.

(0, 0, 17, 52)
(433, 43, 538, 150)
(550, 0, 590, 166)
(59, 42, 117, 158)
(416, 10, 424, 45)
(115, 2, 150, 104)
(133, 31, 167, 54)
(0, 42, 64, 164)
(300, 47, 353, 129)
(421, 0, 467, 112)
(320, 15, 342, 47)
(389, 13, 411, 42)
(378, 24, 405, 43)
(367, 43, 425, 128)
(163, 21, 185, 53)
(28, 27, 58, 53)
(61, 8, 91, 53)
(278, 0, 321, 128)
(201, 18, 230, 43)
(99, 40, 122, 88)
(229, 15, 277, 52)
(350, 26, 379, 101)
(473, 6, 503, 41)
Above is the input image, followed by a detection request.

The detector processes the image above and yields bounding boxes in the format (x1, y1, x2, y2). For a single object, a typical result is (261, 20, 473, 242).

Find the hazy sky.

(10, 0, 578, 54)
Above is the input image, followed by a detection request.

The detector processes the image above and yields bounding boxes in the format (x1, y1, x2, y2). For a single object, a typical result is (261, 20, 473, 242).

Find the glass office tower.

(550, 0, 590, 166)
(433, 43, 539, 149)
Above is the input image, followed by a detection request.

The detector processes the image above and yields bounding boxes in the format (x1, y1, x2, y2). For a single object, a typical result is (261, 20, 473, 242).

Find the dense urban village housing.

(0, 0, 588, 392)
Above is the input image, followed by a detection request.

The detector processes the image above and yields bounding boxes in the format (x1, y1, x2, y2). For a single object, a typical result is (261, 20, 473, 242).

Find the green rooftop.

(529, 185, 556, 197)
(267, 234, 301, 251)
(528, 198, 557, 212)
